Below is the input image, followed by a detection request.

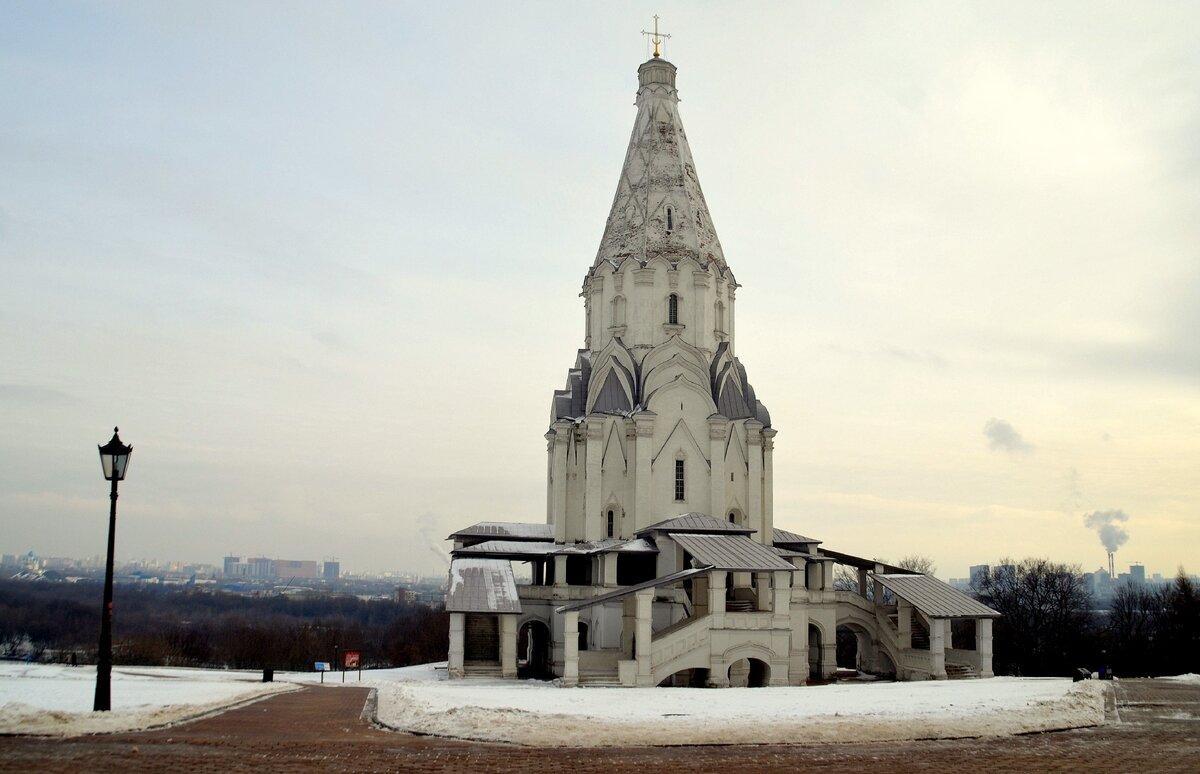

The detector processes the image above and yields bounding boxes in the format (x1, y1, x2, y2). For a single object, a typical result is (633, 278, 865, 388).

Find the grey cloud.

(983, 417, 1034, 454)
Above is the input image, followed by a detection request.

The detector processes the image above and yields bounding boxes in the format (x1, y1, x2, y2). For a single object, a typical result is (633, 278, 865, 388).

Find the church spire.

(592, 56, 728, 273)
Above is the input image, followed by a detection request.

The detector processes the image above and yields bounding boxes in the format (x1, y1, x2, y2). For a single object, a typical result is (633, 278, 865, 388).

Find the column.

(550, 422, 571, 543)
(708, 570, 726, 629)
(563, 611, 579, 686)
(762, 428, 776, 539)
(602, 552, 618, 587)
(634, 412, 655, 528)
(897, 599, 913, 649)
(727, 285, 737, 353)
(857, 567, 869, 597)
(789, 606, 808, 686)
(553, 555, 567, 592)
(746, 420, 763, 536)
(622, 596, 636, 658)
(754, 572, 771, 612)
(448, 613, 465, 679)
(635, 589, 654, 687)
(929, 618, 947, 679)
(772, 570, 792, 629)
(708, 417, 727, 520)
(692, 270, 710, 350)
(978, 618, 994, 678)
(500, 615, 517, 679)
(584, 416, 604, 542)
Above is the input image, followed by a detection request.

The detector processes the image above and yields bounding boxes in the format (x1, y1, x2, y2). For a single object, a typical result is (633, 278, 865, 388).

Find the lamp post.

(94, 427, 132, 712)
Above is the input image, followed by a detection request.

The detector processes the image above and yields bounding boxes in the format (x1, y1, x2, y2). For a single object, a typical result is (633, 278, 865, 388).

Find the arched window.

(728, 512, 736, 524)
(607, 509, 615, 538)
(666, 206, 674, 232)
(611, 295, 626, 327)
(668, 294, 679, 325)
(674, 459, 685, 501)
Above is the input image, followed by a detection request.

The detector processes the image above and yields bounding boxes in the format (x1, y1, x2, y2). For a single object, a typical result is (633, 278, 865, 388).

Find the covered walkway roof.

(873, 573, 1000, 619)
(555, 566, 711, 614)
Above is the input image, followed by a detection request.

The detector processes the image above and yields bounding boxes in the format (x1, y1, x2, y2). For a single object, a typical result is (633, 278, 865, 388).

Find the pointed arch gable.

(652, 418, 710, 468)
(602, 421, 627, 471)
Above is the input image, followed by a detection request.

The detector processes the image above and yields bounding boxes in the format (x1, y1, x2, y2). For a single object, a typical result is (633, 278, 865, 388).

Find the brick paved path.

(1, 679, 1197, 772)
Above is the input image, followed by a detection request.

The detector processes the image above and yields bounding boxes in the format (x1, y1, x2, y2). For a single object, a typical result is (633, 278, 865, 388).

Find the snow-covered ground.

(372, 664, 1110, 746)
(1, 661, 1112, 745)
(0, 663, 296, 736)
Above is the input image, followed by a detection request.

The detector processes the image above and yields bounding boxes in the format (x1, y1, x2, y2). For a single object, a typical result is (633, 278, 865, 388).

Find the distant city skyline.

(2, 3, 1197, 578)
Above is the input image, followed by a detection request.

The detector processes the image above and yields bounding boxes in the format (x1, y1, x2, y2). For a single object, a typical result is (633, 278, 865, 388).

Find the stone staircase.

(944, 662, 978, 679)
(462, 662, 503, 679)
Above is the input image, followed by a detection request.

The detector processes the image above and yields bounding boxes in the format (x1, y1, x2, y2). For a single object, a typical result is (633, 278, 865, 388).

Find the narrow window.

(607, 509, 615, 538)
(674, 459, 685, 501)
(666, 207, 674, 232)
(668, 294, 679, 325)
(729, 512, 736, 524)
(578, 623, 589, 651)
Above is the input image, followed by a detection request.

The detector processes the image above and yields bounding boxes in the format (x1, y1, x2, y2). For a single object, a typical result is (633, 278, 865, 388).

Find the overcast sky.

(1, 2, 1197, 579)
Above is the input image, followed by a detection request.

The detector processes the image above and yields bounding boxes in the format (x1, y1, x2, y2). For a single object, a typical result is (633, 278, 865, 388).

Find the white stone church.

(445, 51, 998, 688)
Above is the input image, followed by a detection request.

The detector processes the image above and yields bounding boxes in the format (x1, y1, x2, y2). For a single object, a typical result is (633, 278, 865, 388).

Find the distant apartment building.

(222, 555, 318, 579)
(322, 561, 340, 580)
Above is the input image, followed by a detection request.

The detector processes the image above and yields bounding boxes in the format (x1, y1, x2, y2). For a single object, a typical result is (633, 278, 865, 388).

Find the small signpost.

(314, 661, 330, 684)
(344, 650, 361, 682)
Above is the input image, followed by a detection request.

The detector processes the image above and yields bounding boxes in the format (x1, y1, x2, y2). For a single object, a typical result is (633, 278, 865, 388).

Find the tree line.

(0, 580, 447, 671)
(972, 558, 1198, 677)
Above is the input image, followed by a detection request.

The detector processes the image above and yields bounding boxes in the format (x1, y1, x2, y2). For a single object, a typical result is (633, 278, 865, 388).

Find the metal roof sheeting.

(448, 522, 554, 541)
(453, 538, 660, 559)
(873, 574, 1000, 619)
(671, 533, 797, 572)
(445, 558, 522, 614)
(453, 541, 560, 557)
(555, 566, 712, 614)
(772, 528, 821, 546)
(637, 513, 754, 536)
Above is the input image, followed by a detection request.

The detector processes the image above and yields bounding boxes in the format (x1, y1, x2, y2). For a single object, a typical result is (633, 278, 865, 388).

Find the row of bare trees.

(0, 580, 447, 671)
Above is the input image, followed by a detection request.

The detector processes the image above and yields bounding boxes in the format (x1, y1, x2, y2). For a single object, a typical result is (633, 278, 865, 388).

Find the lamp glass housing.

(98, 429, 132, 482)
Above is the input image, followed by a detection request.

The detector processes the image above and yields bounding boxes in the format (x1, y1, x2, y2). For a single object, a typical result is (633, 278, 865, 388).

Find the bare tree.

(971, 557, 1092, 676)
(896, 555, 937, 575)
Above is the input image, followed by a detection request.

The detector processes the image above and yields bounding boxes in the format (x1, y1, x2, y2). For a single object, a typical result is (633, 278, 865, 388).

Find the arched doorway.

(727, 658, 770, 687)
(836, 623, 875, 674)
(808, 623, 823, 680)
(517, 620, 551, 679)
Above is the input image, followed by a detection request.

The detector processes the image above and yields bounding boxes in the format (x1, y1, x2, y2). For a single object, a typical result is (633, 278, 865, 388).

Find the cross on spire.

(641, 14, 671, 58)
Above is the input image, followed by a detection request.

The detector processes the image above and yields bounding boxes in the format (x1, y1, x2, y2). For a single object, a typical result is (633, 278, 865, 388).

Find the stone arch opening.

(657, 667, 709, 687)
(808, 623, 824, 680)
(727, 657, 770, 688)
(836, 622, 876, 674)
(517, 619, 551, 679)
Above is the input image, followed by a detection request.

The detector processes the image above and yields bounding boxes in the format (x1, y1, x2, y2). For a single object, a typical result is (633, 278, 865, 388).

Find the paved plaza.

(1, 678, 1197, 772)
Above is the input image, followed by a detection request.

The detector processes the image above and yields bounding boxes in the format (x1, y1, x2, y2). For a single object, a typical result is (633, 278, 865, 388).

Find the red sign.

(344, 651, 360, 669)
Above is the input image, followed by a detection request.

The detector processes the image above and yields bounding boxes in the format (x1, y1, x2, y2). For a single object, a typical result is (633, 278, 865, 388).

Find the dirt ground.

(1, 678, 1197, 773)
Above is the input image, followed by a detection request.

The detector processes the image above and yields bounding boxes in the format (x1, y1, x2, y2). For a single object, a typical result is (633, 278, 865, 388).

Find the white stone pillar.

(821, 560, 835, 593)
(789, 606, 809, 686)
(635, 589, 654, 687)
(746, 420, 763, 537)
(755, 572, 771, 612)
(772, 570, 792, 629)
(897, 599, 913, 649)
(602, 552, 618, 587)
(708, 417, 727, 520)
(978, 618, 994, 678)
(622, 596, 636, 658)
(728, 285, 737, 354)
(584, 416, 604, 542)
(929, 618, 947, 679)
(857, 567, 869, 597)
(550, 422, 571, 543)
(553, 555, 567, 591)
(634, 412, 655, 530)
(500, 615, 517, 679)
(692, 270, 710, 351)
(761, 428, 776, 540)
(708, 570, 726, 629)
(448, 613, 466, 679)
(563, 611, 579, 686)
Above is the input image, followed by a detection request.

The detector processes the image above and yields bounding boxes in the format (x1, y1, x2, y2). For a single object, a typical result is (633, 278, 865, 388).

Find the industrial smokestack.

(1085, 509, 1130, 574)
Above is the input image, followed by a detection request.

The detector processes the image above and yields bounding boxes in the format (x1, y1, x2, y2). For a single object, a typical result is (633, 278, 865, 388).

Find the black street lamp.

(94, 427, 132, 712)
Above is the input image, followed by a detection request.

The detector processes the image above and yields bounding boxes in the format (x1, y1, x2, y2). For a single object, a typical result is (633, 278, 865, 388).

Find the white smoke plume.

(1083, 509, 1130, 553)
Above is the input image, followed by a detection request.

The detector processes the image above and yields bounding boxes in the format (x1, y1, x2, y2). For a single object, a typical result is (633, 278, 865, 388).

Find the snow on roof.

(447, 522, 554, 541)
(873, 573, 1000, 619)
(446, 558, 522, 614)
(636, 513, 753, 536)
(453, 538, 659, 558)
(670, 534, 797, 572)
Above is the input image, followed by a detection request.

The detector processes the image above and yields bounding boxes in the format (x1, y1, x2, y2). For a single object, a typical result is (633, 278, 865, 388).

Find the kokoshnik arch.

(444, 49, 999, 688)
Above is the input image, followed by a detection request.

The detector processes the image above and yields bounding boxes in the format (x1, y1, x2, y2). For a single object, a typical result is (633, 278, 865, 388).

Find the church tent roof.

(671, 533, 796, 572)
(446, 558, 522, 614)
(636, 513, 753, 537)
(872, 573, 1000, 619)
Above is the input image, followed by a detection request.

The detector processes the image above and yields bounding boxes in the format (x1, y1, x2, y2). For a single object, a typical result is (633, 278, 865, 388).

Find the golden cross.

(640, 15, 671, 58)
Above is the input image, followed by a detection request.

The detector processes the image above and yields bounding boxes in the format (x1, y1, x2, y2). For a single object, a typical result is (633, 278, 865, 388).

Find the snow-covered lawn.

(372, 664, 1110, 746)
(0, 663, 296, 736)
(1, 661, 1113, 745)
